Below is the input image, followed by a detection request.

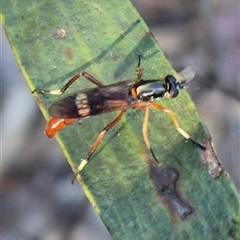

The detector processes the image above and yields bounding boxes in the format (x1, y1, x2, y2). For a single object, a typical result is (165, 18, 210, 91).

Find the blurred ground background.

(1, 0, 239, 240)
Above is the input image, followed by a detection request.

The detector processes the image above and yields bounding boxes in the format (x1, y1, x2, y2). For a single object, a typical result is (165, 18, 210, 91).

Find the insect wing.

(49, 83, 134, 119)
(49, 95, 80, 119)
(178, 67, 196, 83)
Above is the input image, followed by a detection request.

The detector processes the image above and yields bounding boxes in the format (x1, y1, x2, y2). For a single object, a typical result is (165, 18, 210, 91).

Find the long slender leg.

(131, 55, 143, 97)
(72, 110, 125, 183)
(150, 102, 205, 149)
(135, 55, 143, 79)
(142, 105, 159, 162)
(32, 71, 103, 95)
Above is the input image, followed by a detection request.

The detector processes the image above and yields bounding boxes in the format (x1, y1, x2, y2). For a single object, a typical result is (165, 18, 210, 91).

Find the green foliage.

(1, 1, 239, 239)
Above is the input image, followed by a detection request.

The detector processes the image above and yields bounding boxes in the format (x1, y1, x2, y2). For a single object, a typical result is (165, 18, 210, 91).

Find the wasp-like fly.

(33, 56, 204, 182)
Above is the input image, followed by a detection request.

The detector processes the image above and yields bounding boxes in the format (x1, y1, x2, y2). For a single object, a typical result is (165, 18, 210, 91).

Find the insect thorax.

(136, 80, 167, 101)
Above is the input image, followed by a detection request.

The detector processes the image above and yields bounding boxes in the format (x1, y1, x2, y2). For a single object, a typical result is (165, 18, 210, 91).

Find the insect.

(33, 56, 204, 182)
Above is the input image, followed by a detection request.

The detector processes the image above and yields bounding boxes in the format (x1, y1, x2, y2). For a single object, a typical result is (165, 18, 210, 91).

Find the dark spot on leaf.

(110, 53, 118, 62)
(65, 47, 73, 61)
(161, 185, 171, 194)
(227, 228, 236, 238)
(15, 34, 19, 38)
(227, 218, 239, 238)
(148, 162, 193, 220)
(231, 218, 238, 225)
(75, 18, 81, 23)
(200, 137, 224, 178)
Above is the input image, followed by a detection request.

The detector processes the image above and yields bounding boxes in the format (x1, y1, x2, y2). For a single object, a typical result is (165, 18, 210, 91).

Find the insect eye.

(165, 75, 180, 98)
(166, 75, 177, 84)
(170, 87, 179, 98)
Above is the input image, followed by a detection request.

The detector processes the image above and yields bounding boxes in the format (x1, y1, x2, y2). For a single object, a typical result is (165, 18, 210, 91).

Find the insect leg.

(142, 105, 159, 163)
(32, 71, 103, 95)
(72, 110, 125, 183)
(150, 102, 205, 149)
(45, 118, 76, 138)
(131, 55, 143, 97)
(136, 55, 143, 79)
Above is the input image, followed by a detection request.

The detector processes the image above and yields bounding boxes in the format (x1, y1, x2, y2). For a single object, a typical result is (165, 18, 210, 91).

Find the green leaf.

(2, 1, 239, 240)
